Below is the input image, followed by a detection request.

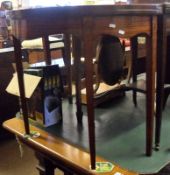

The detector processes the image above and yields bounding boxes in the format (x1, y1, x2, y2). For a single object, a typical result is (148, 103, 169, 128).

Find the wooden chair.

(21, 34, 72, 103)
(129, 33, 170, 113)
(161, 35, 170, 109)
(93, 34, 146, 105)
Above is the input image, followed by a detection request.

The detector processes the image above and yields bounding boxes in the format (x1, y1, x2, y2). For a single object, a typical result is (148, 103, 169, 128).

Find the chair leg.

(63, 47, 73, 104)
(42, 36, 51, 65)
(131, 36, 138, 107)
(62, 34, 73, 104)
(133, 90, 137, 107)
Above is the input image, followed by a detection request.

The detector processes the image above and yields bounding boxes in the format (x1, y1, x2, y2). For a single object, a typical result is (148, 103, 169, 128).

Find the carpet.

(31, 92, 170, 174)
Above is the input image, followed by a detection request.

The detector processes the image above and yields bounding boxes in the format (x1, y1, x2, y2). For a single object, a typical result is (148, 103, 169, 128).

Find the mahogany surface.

(3, 118, 138, 175)
(8, 5, 162, 40)
(7, 4, 161, 170)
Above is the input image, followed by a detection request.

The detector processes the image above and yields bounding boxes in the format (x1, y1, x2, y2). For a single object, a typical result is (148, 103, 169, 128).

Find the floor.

(39, 92, 170, 174)
(0, 138, 38, 175)
(0, 138, 63, 175)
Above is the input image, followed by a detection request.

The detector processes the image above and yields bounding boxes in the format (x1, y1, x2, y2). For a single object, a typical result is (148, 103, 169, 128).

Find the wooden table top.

(3, 118, 138, 175)
(7, 4, 163, 40)
(9, 4, 162, 18)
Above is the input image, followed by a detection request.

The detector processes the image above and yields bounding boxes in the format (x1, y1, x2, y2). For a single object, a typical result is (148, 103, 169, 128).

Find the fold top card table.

(7, 4, 162, 169)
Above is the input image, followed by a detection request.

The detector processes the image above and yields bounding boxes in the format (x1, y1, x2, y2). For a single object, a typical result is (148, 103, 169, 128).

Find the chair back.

(96, 34, 125, 86)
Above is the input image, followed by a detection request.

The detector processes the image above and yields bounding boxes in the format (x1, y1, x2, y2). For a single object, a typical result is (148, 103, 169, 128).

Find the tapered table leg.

(72, 36, 83, 123)
(155, 15, 167, 150)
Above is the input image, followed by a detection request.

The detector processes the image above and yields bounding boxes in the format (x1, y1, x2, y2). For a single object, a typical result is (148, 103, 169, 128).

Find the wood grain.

(3, 118, 138, 175)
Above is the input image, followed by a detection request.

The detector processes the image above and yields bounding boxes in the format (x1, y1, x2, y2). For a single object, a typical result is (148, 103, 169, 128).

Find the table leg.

(146, 36, 153, 156)
(12, 36, 30, 135)
(155, 16, 167, 150)
(35, 152, 55, 175)
(83, 18, 96, 169)
(145, 17, 157, 156)
(36, 152, 75, 175)
(72, 36, 83, 123)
